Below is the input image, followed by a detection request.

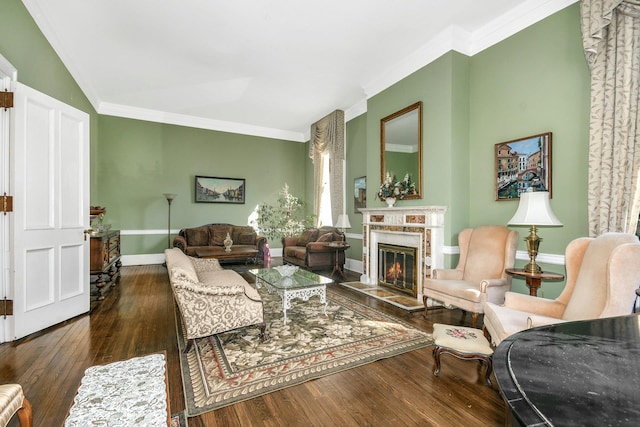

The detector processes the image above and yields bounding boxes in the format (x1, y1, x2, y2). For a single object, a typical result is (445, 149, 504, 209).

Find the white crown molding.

(98, 102, 306, 142)
(361, 0, 578, 101)
(470, 0, 579, 54)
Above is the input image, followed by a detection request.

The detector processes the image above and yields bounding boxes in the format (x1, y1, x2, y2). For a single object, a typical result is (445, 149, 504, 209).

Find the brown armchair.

(282, 226, 346, 271)
(484, 232, 640, 346)
(423, 225, 519, 328)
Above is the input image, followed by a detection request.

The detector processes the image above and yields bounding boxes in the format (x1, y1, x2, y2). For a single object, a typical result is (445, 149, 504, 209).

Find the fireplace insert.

(378, 243, 417, 296)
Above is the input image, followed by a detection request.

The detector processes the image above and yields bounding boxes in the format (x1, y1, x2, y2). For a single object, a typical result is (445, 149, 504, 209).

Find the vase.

(385, 197, 396, 207)
(223, 232, 233, 252)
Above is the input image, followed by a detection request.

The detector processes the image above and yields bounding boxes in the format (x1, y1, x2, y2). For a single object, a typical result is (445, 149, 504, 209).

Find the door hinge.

(0, 91, 13, 110)
(1, 193, 12, 214)
(1, 299, 13, 317)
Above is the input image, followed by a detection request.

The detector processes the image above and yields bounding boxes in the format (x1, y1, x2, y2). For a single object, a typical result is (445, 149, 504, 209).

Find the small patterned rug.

(177, 287, 432, 416)
(340, 281, 425, 312)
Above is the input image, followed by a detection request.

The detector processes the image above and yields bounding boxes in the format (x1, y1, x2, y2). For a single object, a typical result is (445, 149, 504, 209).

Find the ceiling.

(22, 0, 575, 142)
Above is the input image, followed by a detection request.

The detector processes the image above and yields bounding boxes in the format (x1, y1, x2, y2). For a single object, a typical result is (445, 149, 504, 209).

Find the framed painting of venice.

(195, 176, 245, 204)
(495, 132, 552, 201)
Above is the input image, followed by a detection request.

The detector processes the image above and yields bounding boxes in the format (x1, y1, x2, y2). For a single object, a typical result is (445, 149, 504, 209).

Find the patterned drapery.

(309, 110, 345, 225)
(582, 0, 640, 235)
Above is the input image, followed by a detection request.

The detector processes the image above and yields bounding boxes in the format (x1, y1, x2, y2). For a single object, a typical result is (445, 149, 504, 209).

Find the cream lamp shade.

(508, 191, 562, 226)
(508, 191, 562, 274)
(335, 214, 352, 230)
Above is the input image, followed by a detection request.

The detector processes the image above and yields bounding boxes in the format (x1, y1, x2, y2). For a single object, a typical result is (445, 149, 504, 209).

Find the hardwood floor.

(0, 262, 506, 426)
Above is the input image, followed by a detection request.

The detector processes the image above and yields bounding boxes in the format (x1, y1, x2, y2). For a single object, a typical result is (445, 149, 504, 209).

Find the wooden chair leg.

(18, 396, 33, 427)
(422, 295, 429, 318)
(471, 313, 479, 328)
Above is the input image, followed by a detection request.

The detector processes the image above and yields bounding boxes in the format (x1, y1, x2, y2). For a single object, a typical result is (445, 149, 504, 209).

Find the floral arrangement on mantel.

(376, 172, 417, 200)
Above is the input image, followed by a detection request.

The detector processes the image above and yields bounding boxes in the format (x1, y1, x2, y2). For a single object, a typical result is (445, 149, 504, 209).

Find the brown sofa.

(282, 226, 346, 271)
(173, 223, 267, 263)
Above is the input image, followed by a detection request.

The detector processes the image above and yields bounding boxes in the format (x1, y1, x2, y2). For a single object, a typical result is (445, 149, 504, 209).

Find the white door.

(0, 56, 16, 343)
(11, 83, 90, 340)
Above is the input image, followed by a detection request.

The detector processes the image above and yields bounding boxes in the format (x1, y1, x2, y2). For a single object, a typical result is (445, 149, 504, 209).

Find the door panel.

(12, 83, 90, 340)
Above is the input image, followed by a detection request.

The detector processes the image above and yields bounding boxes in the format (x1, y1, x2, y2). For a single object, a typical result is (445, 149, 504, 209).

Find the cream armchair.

(484, 232, 640, 346)
(423, 225, 519, 328)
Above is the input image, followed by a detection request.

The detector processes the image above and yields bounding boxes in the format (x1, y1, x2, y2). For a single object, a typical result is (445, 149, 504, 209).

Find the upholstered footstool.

(432, 323, 494, 387)
(0, 384, 32, 427)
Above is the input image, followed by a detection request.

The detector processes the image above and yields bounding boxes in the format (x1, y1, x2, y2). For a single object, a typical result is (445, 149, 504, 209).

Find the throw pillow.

(231, 226, 254, 243)
(185, 227, 209, 246)
(237, 233, 256, 245)
(297, 229, 318, 246)
(316, 232, 333, 242)
(170, 266, 198, 284)
(209, 226, 233, 246)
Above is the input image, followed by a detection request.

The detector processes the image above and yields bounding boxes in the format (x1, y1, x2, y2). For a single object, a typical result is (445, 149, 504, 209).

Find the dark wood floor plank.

(0, 262, 505, 426)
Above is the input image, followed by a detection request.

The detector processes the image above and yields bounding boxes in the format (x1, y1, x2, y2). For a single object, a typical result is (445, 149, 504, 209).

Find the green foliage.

(252, 184, 315, 241)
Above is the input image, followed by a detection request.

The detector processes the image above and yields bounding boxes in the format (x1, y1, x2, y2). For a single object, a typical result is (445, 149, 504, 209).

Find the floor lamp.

(163, 193, 176, 249)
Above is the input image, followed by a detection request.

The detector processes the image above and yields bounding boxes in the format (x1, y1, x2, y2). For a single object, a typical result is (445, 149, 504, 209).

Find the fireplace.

(360, 206, 446, 302)
(378, 244, 417, 297)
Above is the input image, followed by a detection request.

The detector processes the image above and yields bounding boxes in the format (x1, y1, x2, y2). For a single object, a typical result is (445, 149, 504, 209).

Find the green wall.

(0, 0, 99, 190)
(365, 52, 472, 244)
(348, 3, 588, 297)
(98, 116, 308, 254)
(344, 112, 368, 262)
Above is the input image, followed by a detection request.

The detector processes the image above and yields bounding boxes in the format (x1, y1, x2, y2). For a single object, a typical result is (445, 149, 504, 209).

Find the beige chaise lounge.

(164, 248, 267, 351)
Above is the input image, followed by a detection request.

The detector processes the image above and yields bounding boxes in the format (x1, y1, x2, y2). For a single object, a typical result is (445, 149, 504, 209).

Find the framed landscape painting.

(494, 132, 552, 201)
(195, 176, 245, 204)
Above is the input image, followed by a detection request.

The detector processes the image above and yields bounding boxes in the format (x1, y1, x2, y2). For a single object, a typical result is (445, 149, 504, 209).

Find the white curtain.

(309, 110, 345, 225)
(582, 0, 640, 235)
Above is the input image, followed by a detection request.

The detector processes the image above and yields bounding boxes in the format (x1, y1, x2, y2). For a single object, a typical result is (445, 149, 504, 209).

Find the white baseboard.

(120, 254, 166, 266)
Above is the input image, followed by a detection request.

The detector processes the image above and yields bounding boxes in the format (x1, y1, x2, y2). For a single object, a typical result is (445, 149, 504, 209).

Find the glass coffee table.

(249, 267, 333, 324)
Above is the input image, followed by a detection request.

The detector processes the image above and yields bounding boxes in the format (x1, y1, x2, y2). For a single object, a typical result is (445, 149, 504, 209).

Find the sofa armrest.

(307, 242, 334, 253)
(173, 235, 188, 253)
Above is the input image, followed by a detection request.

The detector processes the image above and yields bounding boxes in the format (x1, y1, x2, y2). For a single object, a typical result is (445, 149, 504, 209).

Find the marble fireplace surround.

(360, 206, 446, 302)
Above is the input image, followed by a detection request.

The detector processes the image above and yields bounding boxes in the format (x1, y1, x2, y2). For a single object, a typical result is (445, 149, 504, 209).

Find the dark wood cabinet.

(90, 230, 121, 302)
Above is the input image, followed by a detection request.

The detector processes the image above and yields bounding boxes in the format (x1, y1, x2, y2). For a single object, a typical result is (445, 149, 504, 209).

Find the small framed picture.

(495, 132, 552, 201)
(195, 176, 245, 204)
(354, 176, 366, 213)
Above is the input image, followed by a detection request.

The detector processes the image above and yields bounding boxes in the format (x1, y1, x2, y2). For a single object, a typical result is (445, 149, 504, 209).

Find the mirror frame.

(380, 101, 422, 200)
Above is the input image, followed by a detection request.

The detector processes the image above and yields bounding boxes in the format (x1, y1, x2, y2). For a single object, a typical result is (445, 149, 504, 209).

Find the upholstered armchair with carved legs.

(423, 225, 519, 328)
(483, 232, 640, 346)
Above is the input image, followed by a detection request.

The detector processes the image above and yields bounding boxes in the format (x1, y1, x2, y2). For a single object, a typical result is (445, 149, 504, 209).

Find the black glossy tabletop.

(493, 314, 640, 426)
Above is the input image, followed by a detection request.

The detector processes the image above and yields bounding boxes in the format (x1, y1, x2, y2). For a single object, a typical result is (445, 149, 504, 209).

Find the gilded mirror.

(380, 101, 422, 199)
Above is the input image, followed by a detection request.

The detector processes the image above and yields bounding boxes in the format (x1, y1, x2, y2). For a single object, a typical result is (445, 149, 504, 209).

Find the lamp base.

(522, 261, 542, 274)
(524, 225, 543, 274)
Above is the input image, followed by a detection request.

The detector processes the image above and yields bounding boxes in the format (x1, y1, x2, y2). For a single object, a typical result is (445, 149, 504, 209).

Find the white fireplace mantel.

(360, 206, 447, 301)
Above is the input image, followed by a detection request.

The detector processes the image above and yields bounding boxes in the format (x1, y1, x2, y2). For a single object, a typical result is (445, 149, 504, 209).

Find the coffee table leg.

(282, 290, 292, 325)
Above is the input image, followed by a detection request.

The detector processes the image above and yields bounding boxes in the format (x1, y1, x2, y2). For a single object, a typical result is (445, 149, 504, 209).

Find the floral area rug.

(177, 286, 432, 416)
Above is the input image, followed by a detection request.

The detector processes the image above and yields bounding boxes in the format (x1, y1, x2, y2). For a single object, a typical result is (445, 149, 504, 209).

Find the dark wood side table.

(325, 241, 350, 280)
(505, 267, 564, 297)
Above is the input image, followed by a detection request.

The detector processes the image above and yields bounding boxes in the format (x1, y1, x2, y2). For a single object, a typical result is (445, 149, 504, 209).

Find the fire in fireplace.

(378, 243, 417, 297)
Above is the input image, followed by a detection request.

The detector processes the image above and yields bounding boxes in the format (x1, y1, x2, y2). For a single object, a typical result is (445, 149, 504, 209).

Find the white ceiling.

(22, 0, 576, 142)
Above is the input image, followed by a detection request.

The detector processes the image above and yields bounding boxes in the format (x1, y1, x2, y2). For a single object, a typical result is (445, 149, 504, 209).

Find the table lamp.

(335, 214, 351, 242)
(508, 191, 562, 274)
